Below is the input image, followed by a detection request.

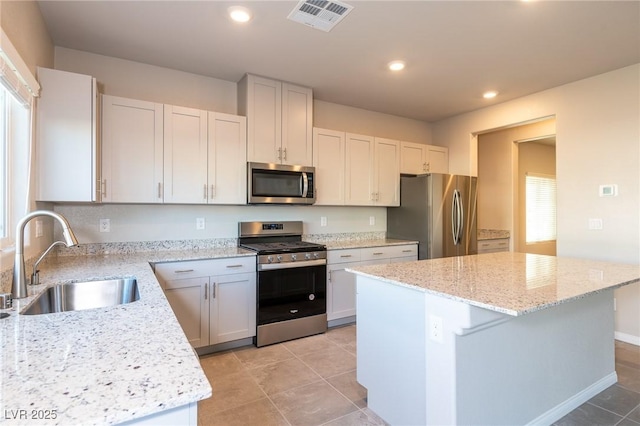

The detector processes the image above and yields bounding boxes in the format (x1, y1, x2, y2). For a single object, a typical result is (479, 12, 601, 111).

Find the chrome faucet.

(12, 210, 79, 299)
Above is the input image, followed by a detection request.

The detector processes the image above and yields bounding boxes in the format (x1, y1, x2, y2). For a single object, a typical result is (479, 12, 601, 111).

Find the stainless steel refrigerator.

(387, 174, 478, 260)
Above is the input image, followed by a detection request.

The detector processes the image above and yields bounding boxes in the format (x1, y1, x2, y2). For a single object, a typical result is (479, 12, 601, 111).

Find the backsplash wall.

(52, 204, 387, 244)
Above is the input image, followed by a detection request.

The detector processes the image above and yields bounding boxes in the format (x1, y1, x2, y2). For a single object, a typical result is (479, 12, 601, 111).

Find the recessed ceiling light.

(388, 60, 406, 72)
(483, 91, 498, 99)
(228, 6, 252, 23)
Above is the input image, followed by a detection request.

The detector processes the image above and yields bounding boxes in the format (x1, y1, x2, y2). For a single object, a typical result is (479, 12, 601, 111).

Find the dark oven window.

(257, 264, 326, 325)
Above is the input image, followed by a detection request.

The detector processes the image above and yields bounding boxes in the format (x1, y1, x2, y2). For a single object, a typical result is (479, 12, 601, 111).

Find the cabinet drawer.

(478, 238, 510, 253)
(154, 259, 215, 281)
(209, 256, 255, 275)
(361, 247, 393, 261)
(328, 248, 362, 264)
(386, 244, 418, 259)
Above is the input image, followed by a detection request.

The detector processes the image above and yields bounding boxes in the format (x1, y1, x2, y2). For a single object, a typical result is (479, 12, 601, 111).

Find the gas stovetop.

(240, 240, 326, 255)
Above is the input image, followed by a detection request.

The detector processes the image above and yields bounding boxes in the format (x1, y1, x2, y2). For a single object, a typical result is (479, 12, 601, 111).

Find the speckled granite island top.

(347, 252, 640, 316)
(0, 247, 253, 425)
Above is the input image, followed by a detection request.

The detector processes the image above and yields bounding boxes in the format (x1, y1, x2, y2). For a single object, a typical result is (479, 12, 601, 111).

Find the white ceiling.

(36, 1, 640, 122)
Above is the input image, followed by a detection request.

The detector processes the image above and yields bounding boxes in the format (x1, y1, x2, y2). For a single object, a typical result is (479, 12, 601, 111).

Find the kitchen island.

(347, 252, 640, 426)
(0, 247, 254, 425)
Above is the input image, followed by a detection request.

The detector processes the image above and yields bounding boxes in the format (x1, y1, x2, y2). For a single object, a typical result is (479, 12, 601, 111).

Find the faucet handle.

(31, 270, 40, 286)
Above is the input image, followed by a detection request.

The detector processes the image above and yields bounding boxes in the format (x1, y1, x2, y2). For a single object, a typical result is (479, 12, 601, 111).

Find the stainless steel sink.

(21, 278, 139, 315)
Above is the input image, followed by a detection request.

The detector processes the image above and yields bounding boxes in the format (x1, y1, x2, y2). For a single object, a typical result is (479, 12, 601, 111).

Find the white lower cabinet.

(155, 257, 256, 348)
(327, 244, 417, 323)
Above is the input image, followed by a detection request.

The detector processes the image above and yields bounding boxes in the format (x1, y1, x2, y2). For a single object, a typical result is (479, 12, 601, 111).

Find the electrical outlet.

(99, 219, 110, 233)
(35, 220, 43, 238)
(429, 314, 443, 343)
(369, 216, 375, 226)
(320, 216, 327, 227)
(196, 218, 205, 230)
(588, 218, 603, 230)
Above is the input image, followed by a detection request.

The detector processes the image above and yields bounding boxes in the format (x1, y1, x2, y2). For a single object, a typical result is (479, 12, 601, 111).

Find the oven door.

(257, 263, 326, 325)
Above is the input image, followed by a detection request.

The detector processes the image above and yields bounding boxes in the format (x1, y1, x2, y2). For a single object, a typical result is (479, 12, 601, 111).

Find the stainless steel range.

(239, 221, 327, 347)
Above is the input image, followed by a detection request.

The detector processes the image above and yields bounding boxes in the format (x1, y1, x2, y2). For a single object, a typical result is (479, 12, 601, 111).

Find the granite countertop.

(0, 247, 254, 425)
(347, 252, 640, 316)
(322, 238, 418, 250)
(477, 229, 510, 240)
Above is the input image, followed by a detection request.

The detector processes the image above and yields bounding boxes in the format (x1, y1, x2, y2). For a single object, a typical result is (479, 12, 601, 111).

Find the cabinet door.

(208, 112, 247, 204)
(36, 67, 97, 202)
(102, 95, 163, 203)
(313, 128, 345, 205)
(400, 141, 428, 174)
(164, 105, 208, 203)
(426, 145, 449, 174)
(374, 138, 400, 206)
(282, 83, 313, 166)
(327, 262, 359, 321)
(163, 277, 210, 348)
(345, 133, 375, 206)
(209, 273, 256, 345)
(245, 75, 282, 163)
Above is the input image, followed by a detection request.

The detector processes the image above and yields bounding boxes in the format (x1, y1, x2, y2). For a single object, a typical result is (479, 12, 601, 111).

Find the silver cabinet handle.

(283, 147, 287, 161)
(328, 270, 331, 282)
(426, 162, 430, 172)
(372, 252, 384, 255)
(173, 269, 194, 274)
(204, 283, 208, 300)
(226, 264, 243, 268)
(210, 184, 215, 199)
(340, 254, 352, 258)
(423, 162, 427, 172)
(277, 147, 282, 161)
(203, 184, 207, 199)
(212, 282, 216, 298)
(402, 249, 413, 253)
(101, 179, 107, 198)
(158, 182, 162, 199)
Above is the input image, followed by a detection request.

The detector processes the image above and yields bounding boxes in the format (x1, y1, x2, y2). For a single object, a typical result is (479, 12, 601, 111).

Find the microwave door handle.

(302, 172, 309, 197)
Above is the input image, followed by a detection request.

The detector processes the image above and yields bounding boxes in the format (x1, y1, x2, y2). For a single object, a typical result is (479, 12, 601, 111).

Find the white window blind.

(0, 28, 40, 107)
(526, 173, 557, 243)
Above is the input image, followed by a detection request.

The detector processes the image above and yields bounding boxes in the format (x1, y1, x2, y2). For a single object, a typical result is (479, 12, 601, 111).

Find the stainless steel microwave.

(248, 162, 316, 205)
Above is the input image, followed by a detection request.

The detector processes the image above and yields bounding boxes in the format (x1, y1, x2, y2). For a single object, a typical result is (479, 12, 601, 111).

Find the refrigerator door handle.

(457, 189, 464, 245)
(451, 190, 459, 245)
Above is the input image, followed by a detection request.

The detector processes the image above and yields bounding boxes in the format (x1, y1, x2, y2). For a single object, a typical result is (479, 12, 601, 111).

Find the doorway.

(476, 117, 556, 254)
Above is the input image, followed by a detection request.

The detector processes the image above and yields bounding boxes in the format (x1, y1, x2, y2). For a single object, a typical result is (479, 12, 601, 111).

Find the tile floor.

(198, 326, 640, 426)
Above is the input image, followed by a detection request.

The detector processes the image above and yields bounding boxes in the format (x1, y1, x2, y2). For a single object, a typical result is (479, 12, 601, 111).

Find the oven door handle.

(258, 258, 326, 271)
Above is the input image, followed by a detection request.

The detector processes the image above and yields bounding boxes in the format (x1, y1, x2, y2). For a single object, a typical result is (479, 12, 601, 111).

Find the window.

(0, 80, 32, 248)
(525, 173, 557, 243)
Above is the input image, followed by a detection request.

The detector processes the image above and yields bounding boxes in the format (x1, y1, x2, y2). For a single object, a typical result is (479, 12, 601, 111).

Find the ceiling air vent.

(287, 0, 354, 32)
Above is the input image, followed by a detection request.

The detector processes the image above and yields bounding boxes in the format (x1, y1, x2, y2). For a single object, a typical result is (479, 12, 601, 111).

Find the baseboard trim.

(615, 332, 640, 346)
(525, 372, 617, 426)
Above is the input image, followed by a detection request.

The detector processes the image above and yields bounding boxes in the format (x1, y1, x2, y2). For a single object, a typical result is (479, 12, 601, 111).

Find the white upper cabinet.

(163, 105, 208, 204)
(101, 95, 163, 203)
(207, 112, 247, 204)
(374, 137, 400, 206)
(36, 67, 97, 202)
(239, 74, 313, 166)
(426, 145, 449, 174)
(400, 141, 449, 174)
(313, 127, 345, 205)
(345, 133, 375, 206)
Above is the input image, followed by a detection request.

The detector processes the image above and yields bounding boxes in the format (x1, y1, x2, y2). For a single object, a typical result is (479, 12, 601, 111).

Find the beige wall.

(433, 64, 640, 343)
(517, 142, 556, 255)
(0, 0, 53, 75)
(477, 119, 556, 250)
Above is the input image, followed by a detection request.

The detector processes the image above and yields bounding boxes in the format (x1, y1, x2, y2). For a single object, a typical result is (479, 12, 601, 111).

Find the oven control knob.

(291, 254, 297, 261)
(313, 252, 319, 259)
(305, 253, 311, 260)
(276, 255, 283, 262)
(267, 256, 273, 263)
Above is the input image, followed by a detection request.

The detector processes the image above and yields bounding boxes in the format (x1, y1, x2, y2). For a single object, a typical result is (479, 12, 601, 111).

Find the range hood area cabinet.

(400, 141, 449, 175)
(313, 127, 400, 207)
(238, 74, 313, 166)
(36, 67, 98, 202)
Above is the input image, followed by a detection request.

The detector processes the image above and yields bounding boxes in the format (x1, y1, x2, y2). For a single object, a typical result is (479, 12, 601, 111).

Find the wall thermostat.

(599, 184, 618, 197)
